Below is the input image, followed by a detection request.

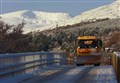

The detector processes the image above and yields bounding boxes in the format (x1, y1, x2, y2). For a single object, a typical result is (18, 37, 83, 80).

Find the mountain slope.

(1, 0, 120, 33)
(58, 0, 120, 27)
(1, 10, 71, 33)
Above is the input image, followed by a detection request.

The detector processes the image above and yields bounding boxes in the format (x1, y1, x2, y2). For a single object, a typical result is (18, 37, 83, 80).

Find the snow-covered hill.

(1, 0, 120, 33)
(58, 0, 120, 26)
(1, 10, 71, 33)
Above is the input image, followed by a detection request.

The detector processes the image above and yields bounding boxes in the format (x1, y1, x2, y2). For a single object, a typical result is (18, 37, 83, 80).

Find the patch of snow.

(22, 10, 36, 19)
(113, 52, 120, 57)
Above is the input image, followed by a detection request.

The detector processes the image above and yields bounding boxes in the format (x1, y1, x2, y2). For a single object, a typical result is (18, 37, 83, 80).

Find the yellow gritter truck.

(75, 36, 102, 66)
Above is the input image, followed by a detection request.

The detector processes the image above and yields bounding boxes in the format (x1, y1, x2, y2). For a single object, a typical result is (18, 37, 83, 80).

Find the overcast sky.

(0, 0, 115, 16)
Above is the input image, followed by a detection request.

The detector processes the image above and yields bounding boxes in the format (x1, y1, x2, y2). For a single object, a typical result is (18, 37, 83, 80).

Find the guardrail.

(0, 52, 68, 78)
(112, 52, 120, 83)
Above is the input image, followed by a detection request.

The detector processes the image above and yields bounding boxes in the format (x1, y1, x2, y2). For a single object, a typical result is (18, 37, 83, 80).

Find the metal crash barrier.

(0, 52, 68, 78)
(112, 52, 120, 83)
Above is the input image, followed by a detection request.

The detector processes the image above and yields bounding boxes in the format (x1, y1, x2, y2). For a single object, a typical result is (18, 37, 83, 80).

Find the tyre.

(94, 63, 100, 66)
(76, 64, 84, 66)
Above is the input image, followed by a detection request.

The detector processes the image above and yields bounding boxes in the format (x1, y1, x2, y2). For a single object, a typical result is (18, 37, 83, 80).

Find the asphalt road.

(20, 65, 117, 83)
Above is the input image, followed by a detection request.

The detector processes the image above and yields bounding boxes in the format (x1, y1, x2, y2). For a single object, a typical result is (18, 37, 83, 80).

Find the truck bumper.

(75, 55, 101, 65)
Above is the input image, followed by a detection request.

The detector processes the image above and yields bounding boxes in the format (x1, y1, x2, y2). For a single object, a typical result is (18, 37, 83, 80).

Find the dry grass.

(101, 52, 112, 65)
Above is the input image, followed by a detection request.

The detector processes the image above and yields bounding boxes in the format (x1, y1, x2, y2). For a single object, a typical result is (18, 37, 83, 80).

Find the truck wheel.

(76, 64, 84, 66)
(94, 63, 100, 66)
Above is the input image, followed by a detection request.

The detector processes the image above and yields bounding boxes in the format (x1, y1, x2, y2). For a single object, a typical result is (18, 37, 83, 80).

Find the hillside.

(58, 0, 120, 27)
(1, 0, 120, 33)
(41, 19, 120, 52)
(1, 18, 120, 54)
(43, 19, 120, 35)
(1, 10, 71, 33)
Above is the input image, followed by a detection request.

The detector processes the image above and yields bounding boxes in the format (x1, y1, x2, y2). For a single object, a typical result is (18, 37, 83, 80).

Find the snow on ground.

(113, 52, 120, 57)
(1, 10, 71, 33)
(57, 0, 120, 27)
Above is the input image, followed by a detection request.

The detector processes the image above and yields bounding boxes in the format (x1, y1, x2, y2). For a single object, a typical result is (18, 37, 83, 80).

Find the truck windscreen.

(78, 40, 99, 48)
